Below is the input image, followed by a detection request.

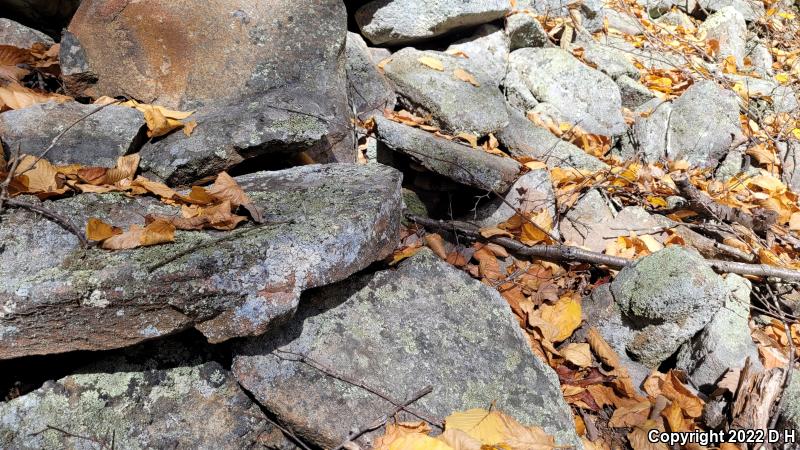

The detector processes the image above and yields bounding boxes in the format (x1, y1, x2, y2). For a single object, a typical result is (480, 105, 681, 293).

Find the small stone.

(576, 39, 640, 80)
(355, 0, 510, 45)
(617, 75, 658, 109)
(382, 48, 510, 137)
(700, 7, 748, 66)
(610, 246, 729, 367)
(0, 101, 145, 167)
(375, 116, 520, 193)
(0, 18, 54, 47)
(233, 249, 582, 449)
(508, 48, 626, 136)
(506, 13, 549, 50)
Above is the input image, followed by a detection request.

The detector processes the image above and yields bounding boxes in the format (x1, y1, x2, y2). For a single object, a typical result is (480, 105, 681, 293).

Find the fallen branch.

(409, 215, 800, 282)
(332, 385, 433, 450)
(674, 175, 777, 234)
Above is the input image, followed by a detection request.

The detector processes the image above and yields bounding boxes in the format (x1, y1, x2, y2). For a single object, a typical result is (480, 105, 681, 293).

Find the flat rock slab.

(355, 0, 509, 45)
(375, 115, 520, 193)
(382, 48, 509, 137)
(0, 101, 145, 167)
(346, 32, 397, 120)
(232, 249, 581, 449)
(0, 361, 267, 449)
(0, 164, 402, 359)
(508, 47, 626, 136)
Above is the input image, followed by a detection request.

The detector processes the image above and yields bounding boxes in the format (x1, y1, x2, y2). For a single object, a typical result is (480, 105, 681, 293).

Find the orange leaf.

(86, 218, 122, 241)
(207, 172, 263, 222)
(453, 68, 480, 87)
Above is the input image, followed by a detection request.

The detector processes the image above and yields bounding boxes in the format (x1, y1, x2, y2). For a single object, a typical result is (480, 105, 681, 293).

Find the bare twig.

(410, 215, 800, 282)
(272, 349, 444, 429)
(332, 385, 433, 450)
(5, 198, 89, 247)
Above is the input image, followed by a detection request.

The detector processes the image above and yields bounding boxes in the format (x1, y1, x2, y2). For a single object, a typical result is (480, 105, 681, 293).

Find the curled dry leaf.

(0, 45, 31, 82)
(208, 171, 264, 222)
(373, 421, 432, 450)
(149, 201, 248, 231)
(561, 343, 593, 368)
(609, 401, 651, 428)
(100, 219, 176, 250)
(424, 233, 449, 259)
(86, 218, 122, 241)
(453, 68, 480, 87)
(0, 81, 71, 111)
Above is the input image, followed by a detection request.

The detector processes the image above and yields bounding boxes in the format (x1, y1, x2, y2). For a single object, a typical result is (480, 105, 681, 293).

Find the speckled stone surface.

(0, 361, 267, 449)
(232, 249, 581, 449)
(0, 164, 402, 359)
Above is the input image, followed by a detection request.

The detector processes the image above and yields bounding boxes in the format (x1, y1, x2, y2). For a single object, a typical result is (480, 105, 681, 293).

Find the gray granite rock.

(617, 75, 658, 109)
(508, 48, 626, 136)
(504, 68, 541, 112)
(676, 274, 762, 390)
(637, 0, 696, 16)
(780, 140, 800, 193)
(447, 25, 510, 86)
(610, 246, 729, 367)
(746, 38, 774, 77)
(346, 32, 397, 120)
(0, 361, 268, 449)
(778, 370, 800, 435)
(382, 48, 509, 137)
(0, 164, 402, 359)
(604, 9, 644, 35)
(0, 18, 53, 47)
(698, 0, 765, 21)
(355, 0, 510, 45)
(469, 169, 556, 227)
(497, 107, 608, 171)
(0, 101, 145, 167)
(618, 98, 672, 162)
(665, 80, 743, 166)
(654, 9, 697, 30)
(575, 39, 640, 80)
(139, 94, 332, 185)
(506, 13, 550, 50)
(559, 189, 616, 252)
(61, 0, 355, 166)
(233, 249, 581, 449)
(375, 115, 520, 192)
(700, 7, 748, 66)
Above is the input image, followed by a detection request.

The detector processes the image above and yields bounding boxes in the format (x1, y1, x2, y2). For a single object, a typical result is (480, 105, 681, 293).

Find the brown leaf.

(608, 401, 651, 428)
(207, 172, 263, 222)
(424, 233, 449, 259)
(453, 68, 480, 87)
(661, 371, 704, 418)
(0, 45, 30, 82)
(586, 327, 621, 369)
(132, 176, 180, 200)
(149, 201, 248, 231)
(0, 82, 71, 111)
(561, 343, 593, 367)
(86, 218, 122, 241)
(628, 419, 669, 450)
(101, 220, 175, 250)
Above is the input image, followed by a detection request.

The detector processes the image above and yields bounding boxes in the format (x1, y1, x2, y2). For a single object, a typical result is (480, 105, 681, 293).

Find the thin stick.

(272, 349, 444, 429)
(5, 198, 89, 247)
(332, 385, 433, 450)
(410, 215, 800, 282)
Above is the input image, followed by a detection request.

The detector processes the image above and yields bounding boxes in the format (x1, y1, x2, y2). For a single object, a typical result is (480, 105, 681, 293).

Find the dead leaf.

(183, 120, 198, 136)
(418, 56, 444, 71)
(374, 422, 432, 450)
(661, 400, 689, 432)
(437, 429, 482, 450)
(0, 82, 71, 111)
(445, 409, 555, 449)
(609, 401, 651, 428)
(424, 233, 449, 259)
(453, 68, 480, 87)
(207, 172, 263, 222)
(480, 227, 514, 238)
(561, 343, 592, 367)
(535, 293, 581, 342)
(660, 371, 704, 418)
(149, 201, 248, 231)
(101, 220, 176, 250)
(86, 218, 122, 241)
(628, 419, 669, 450)
(0, 45, 30, 82)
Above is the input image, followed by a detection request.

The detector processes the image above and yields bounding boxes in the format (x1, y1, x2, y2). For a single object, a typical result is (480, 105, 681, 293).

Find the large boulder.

(497, 107, 608, 172)
(346, 32, 397, 120)
(507, 48, 626, 136)
(0, 18, 54, 47)
(233, 249, 581, 449)
(0, 101, 146, 167)
(698, 0, 765, 21)
(375, 115, 520, 193)
(61, 0, 354, 167)
(676, 274, 762, 390)
(0, 361, 268, 449)
(608, 246, 729, 367)
(0, 164, 402, 359)
(355, 0, 510, 45)
(382, 48, 509, 137)
(506, 13, 550, 50)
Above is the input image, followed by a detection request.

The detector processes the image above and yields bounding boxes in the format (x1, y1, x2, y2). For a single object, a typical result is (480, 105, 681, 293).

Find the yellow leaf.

(86, 218, 122, 241)
(142, 105, 185, 138)
(375, 422, 432, 450)
(183, 120, 198, 136)
(437, 429, 482, 450)
(561, 343, 592, 367)
(520, 210, 553, 245)
(389, 433, 453, 450)
(444, 409, 555, 449)
(778, 11, 795, 19)
(536, 294, 582, 342)
(101, 220, 175, 250)
(748, 174, 785, 193)
(456, 132, 479, 148)
(646, 196, 667, 208)
(722, 55, 738, 74)
(790, 212, 800, 231)
(638, 235, 664, 253)
(453, 68, 480, 87)
(390, 245, 422, 265)
(793, 128, 800, 140)
(418, 56, 444, 71)
(747, 143, 779, 166)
